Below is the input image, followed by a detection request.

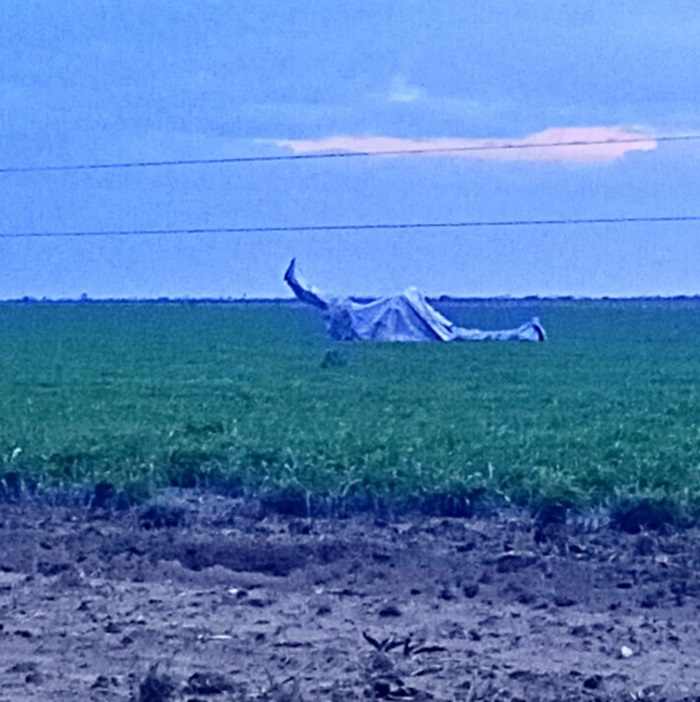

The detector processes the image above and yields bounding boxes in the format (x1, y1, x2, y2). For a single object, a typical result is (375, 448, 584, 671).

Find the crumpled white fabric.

(284, 260, 545, 343)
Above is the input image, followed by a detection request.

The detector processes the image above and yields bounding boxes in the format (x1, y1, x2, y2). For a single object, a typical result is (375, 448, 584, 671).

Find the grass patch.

(1, 299, 700, 516)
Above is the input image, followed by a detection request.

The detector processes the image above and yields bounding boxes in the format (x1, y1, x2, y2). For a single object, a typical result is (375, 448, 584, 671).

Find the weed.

(137, 665, 177, 702)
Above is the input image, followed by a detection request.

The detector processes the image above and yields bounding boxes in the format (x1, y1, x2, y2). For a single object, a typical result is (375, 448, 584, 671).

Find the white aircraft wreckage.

(284, 259, 546, 343)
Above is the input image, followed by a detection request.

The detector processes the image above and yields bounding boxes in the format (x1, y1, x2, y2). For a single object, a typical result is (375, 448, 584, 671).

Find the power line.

(3, 214, 700, 240)
(0, 134, 697, 174)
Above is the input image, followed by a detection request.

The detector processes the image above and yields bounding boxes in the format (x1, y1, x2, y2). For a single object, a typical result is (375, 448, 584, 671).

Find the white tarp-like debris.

(284, 260, 546, 342)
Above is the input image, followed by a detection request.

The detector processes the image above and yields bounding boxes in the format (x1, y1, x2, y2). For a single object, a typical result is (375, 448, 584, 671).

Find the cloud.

(387, 76, 427, 103)
(276, 127, 657, 164)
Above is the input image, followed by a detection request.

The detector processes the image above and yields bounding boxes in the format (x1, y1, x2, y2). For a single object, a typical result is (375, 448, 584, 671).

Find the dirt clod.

(494, 550, 539, 573)
(185, 671, 235, 695)
(377, 604, 402, 618)
(462, 583, 479, 598)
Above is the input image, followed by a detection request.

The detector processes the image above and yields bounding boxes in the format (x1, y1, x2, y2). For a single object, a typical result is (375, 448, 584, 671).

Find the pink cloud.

(276, 127, 656, 163)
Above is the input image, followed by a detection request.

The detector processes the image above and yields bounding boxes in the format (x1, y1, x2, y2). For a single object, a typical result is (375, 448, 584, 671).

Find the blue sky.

(2, 1, 700, 299)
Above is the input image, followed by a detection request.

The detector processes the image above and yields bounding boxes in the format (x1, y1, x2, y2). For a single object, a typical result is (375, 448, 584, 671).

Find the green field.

(1, 299, 700, 514)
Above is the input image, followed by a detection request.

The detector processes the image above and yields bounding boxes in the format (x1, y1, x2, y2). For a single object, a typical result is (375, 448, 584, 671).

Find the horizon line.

(3, 293, 700, 304)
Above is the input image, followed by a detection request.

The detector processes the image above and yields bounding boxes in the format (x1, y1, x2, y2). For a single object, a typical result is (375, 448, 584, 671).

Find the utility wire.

(3, 215, 700, 240)
(0, 134, 697, 174)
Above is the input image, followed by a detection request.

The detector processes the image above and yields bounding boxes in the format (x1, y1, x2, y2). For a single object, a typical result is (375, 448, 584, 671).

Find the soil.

(1, 490, 700, 701)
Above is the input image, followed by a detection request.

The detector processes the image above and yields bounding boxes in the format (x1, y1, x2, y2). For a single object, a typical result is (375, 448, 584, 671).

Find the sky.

(2, 1, 700, 299)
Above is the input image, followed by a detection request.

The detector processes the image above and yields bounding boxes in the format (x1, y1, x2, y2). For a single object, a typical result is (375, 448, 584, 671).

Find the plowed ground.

(1, 491, 700, 701)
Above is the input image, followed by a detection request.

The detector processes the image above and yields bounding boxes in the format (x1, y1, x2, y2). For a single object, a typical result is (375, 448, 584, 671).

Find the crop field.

(1, 298, 700, 514)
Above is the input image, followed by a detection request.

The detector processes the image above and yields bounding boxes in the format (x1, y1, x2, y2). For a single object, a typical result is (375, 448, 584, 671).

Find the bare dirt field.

(1, 491, 700, 701)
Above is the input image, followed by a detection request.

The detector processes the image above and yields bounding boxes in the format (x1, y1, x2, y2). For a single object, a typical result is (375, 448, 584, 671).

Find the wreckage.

(284, 260, 546, 342)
